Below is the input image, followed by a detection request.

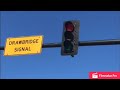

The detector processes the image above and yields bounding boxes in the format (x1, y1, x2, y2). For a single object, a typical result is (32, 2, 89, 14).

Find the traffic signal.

(61, 20, 80, 56)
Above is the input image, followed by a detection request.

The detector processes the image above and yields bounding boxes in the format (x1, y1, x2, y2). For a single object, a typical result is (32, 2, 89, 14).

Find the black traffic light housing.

(61, 20, 80, 56)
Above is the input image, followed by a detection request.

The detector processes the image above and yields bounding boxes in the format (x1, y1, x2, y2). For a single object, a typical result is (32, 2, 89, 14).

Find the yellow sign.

(4, 35, 43, 56)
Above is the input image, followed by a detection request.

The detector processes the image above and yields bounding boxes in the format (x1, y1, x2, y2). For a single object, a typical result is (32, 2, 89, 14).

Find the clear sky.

(0, 11, 120, 79)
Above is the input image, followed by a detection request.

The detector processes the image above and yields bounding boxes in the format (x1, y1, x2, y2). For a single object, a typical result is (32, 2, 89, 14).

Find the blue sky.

(0, 11, 120, 79)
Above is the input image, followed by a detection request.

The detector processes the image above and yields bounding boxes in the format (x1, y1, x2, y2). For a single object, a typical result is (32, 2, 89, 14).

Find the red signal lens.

(65, 21, 74, 32)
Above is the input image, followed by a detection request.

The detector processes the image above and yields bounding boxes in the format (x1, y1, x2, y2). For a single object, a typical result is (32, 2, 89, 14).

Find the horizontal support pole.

(0, 39, 120, 50)
(42, 39, 120, 48)
(79, 39, 120, 46)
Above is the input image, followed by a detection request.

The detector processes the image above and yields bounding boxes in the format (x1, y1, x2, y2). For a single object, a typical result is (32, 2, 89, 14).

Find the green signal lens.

(64, 40, 73, 53)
